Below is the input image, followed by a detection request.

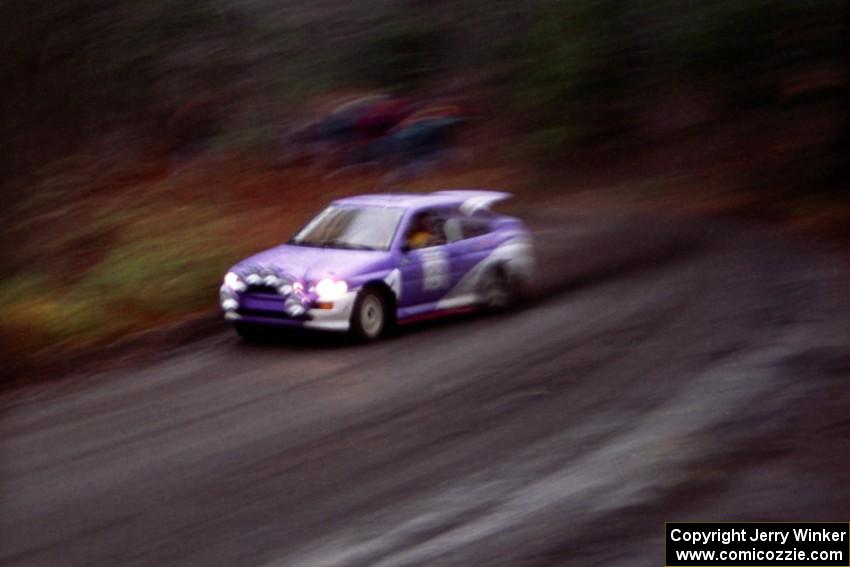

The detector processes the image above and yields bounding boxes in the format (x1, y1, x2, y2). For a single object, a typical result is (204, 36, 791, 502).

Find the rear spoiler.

(433, 190, 512, 215)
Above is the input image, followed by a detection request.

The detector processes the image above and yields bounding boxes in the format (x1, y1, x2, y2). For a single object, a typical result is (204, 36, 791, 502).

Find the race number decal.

(420, 249, 449, 291)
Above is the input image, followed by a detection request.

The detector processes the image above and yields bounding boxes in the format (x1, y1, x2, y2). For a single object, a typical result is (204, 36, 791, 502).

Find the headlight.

(224, 272, 246, 292)
(315, 278, 348, 300)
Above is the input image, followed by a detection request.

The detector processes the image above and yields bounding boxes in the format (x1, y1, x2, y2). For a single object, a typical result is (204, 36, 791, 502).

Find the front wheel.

(350, 288, 388, 341)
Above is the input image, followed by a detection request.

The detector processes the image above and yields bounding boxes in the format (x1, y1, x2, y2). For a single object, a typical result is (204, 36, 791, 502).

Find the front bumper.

(220, 284, 357, 332)
(303, 290, 357, 331)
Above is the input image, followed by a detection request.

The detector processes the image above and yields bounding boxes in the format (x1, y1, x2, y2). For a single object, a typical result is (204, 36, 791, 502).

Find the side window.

(445, 210, 492, 242)
(460, 216, 491, 240)
(444, 216, 463, 242)
(404, 209, 448, 249)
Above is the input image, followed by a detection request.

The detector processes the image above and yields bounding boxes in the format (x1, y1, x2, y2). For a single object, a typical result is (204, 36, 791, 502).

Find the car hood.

(230, 244, 393, 282)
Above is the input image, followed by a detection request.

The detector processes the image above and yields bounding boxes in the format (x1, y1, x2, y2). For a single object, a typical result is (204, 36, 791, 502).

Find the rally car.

(219, 190, 535, 340)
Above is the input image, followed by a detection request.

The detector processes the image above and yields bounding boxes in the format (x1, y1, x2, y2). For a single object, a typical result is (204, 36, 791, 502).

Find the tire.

(478, 265, 517, 312)
(350, 288, 388, 341)
(234, 322, 268, 342)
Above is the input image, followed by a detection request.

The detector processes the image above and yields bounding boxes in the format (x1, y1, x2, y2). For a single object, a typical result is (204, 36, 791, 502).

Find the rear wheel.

(351, 288, 388, 341)
(479, 265, 517, 312)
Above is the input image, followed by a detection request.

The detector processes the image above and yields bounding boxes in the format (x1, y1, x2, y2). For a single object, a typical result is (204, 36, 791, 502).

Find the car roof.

(332, 190, 511, 211)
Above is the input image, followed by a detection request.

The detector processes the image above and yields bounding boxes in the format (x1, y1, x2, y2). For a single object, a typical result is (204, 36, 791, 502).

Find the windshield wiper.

(287, 239, 323, 247)
(331, 242, 379, 251)
(289, 238, 379, 250)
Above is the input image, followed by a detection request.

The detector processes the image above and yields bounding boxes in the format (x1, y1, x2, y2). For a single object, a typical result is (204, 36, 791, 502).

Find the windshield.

(289, 205, 403, 251)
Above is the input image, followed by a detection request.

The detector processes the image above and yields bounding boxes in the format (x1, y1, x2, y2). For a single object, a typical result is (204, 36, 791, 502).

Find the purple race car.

(219, 190, 535, 340)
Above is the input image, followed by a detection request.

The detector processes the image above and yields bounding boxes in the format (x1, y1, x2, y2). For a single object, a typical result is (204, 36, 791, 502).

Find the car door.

(443, 212, 495, 298)
(398, 208, 452, 311)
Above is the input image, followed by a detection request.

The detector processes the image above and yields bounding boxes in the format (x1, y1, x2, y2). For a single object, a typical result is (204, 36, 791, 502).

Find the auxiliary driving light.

(286, 303, 306, 317)
(224, 272, 246, 292)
